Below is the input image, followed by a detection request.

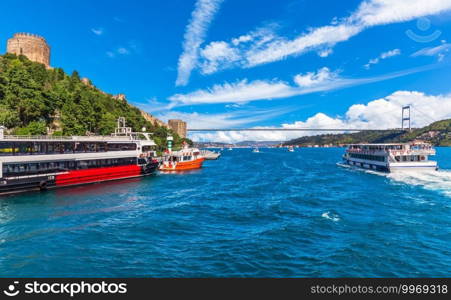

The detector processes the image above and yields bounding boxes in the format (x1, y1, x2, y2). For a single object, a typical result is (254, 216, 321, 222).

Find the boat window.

(107, 143, 137, 151)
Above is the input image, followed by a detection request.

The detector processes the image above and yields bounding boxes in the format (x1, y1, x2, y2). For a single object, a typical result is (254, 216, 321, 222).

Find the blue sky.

(1, 0, 451, 142)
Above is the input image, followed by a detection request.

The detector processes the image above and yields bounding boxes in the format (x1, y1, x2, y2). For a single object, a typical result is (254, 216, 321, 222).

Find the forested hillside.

(0, 53, 188, 150)
(283, 119, 451, 146)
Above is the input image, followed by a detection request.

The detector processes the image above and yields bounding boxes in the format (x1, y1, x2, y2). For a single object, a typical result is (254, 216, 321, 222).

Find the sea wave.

(321, 211, 340, 222)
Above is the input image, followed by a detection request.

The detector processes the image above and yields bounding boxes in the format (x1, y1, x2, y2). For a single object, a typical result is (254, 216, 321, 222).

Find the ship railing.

(346, 149, 388, 156)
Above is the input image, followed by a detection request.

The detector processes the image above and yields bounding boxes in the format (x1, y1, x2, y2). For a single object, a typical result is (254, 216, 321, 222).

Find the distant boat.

(200, 149, 221, 160)
(228, 147, 233, 151)
(288, 146, 294, 152)
(252, 147, 260, 153)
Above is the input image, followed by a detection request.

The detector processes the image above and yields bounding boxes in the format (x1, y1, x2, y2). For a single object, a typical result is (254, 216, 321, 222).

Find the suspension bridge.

(186, 105, 436, 133)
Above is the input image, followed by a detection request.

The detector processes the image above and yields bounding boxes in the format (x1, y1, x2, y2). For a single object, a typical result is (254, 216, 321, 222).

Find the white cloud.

(412, 43, 451, 61)
(169, 79, 295, 106)
(199, 41, 240, 74)
(106, 42, 139, 58)
(197, 0, 451, 73)
(117, 47, 130, 55)
(318, 48, 333, 57)
(293, 67, 338, 87)
(91, 28, 104, 36)
(168, 65, 434, 106)
(175, 0, 224, 86)
(364, 48, 401, 69)
(156, 107, 291, 130)
(190, 90, 451, 142)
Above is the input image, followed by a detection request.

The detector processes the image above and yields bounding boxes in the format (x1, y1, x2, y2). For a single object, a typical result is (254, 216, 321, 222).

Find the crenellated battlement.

(13, 32, 48, 43)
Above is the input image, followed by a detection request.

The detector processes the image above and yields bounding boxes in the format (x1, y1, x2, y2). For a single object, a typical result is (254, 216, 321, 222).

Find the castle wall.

(7, 33, 50, 67)
(168, 119, 187, 138)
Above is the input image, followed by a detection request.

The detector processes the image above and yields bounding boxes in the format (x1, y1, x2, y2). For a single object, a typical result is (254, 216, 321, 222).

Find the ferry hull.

(160, 157, 204, 171)
(0, 162, 158, 196)
(343, 159, 438, 173)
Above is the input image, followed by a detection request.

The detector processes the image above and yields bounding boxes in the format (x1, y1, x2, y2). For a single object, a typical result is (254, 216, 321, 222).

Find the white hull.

(345, 158, 438, 173)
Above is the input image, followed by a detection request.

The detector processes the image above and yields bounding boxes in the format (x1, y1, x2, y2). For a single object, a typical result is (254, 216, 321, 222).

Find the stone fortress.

(4, 32, 187, 138)
(7, 33, 51, 68)
(168, 119, 187, 138)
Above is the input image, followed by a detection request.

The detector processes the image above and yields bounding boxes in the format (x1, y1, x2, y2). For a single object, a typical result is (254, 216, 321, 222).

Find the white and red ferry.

(342, 142, 438, 172)
(0, 118, 159, 195)
(160, 144, 204, 171)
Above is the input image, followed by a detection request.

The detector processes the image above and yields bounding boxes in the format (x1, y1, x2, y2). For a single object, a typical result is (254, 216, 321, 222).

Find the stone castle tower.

(168, 119, 187, 138)
(7, 33, 50, 68)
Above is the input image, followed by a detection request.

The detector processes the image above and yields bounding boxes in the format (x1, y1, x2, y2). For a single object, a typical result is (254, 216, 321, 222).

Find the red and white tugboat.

(0, 118, 159, 195)
(160, 140, 204, 171)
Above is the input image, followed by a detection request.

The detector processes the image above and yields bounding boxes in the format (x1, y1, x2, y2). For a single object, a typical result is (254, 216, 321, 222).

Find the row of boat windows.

(0, 142, 137, 156)
(349, 145, 404, 150)
(2, 157, 138, 176)
(394, 155, 426, 162)
(165, 156, 194, 162)
(349, 153, 386, 162)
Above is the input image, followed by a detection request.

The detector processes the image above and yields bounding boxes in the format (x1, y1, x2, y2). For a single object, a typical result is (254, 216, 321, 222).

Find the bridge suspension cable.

(187, 128, 406, 132)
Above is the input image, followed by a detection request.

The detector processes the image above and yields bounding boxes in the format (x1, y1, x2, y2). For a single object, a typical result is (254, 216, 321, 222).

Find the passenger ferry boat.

(0, 119, 159, 195)
(342, 142, 438, 172)
(160, 144, 204, 171)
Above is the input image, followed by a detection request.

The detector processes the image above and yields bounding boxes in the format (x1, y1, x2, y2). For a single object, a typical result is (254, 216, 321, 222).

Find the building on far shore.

(168, 119, 187, 138)
(7, 33, 51, 68)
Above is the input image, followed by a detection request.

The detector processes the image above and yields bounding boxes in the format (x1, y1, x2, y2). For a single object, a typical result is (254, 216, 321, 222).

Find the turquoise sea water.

(0, 147, 450, 277)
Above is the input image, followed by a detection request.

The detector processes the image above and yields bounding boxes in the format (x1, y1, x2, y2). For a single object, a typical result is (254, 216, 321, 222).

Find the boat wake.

(338, 162, 451, 197)
(387, 170, 451, 197)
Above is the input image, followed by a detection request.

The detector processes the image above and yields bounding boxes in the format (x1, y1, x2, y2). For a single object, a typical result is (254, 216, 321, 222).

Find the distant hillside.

(283, 119, 451, 147)
(0, 53, 190, 150)
(235, 140, 282, 146)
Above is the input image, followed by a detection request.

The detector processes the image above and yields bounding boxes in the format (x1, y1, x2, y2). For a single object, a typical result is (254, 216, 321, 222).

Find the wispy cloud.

(156, 107, 293, 130)
(412, 42, 451, 61)
(364, 48, 401, 69)
(176, 0, 224, 86)
(168, 64, 436, 107)
(197, 0, 451, 74)
(190, 90, 451, 142)
(106, 41, 140, 58)
(91, 28, 104, 36)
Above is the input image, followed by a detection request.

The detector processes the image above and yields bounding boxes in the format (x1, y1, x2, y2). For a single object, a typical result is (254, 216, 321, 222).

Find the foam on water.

(387, 170, 451, 197)
(321, 211, 340, 222)
(338, 162, 451, 197)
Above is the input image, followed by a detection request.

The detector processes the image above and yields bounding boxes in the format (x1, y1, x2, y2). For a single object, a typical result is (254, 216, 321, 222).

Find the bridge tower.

(401, 105, 411, 131)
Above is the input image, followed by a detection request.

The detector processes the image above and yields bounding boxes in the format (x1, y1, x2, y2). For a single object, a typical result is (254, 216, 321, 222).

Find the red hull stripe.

(55, 165, 142, 186)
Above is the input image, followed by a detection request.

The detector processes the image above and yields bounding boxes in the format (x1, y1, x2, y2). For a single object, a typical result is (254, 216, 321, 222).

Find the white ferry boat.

(0, 119, 159, 195)
(342, 142, 438, 172)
